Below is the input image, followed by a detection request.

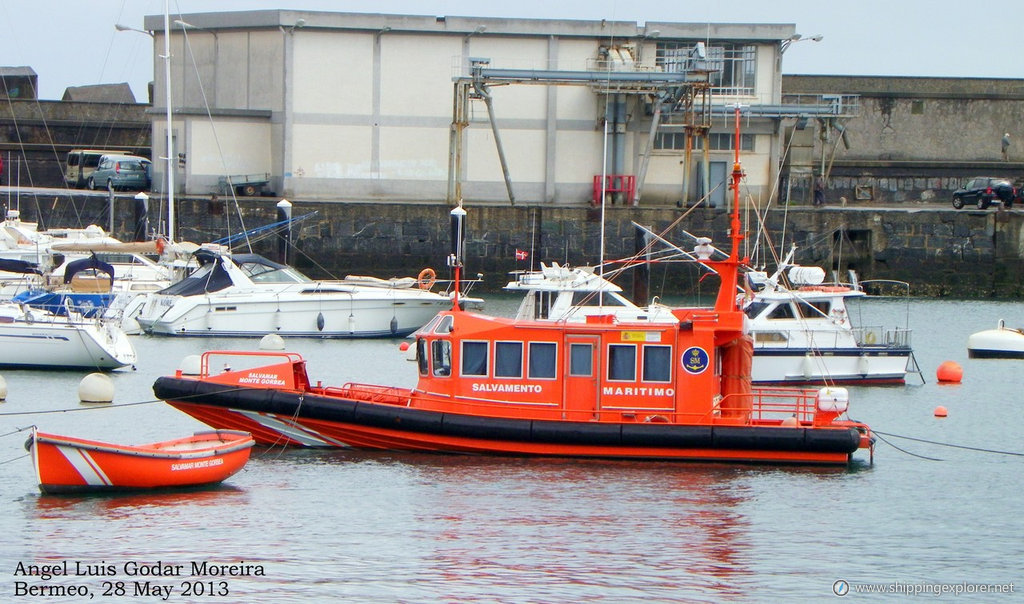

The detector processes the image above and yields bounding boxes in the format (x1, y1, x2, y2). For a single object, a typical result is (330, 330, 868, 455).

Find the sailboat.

(152, 107, 875, 465)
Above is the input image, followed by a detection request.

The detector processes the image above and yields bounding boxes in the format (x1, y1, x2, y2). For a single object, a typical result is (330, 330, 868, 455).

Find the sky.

(2, 0, 1021, 101)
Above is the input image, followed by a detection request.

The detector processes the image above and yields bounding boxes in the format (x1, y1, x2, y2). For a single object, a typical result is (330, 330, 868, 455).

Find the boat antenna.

(711, 103, 747, 312)
(448, 204, 467, 310)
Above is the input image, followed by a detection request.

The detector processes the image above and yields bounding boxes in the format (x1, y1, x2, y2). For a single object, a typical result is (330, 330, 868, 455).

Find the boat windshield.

(240, 261, 311, 284)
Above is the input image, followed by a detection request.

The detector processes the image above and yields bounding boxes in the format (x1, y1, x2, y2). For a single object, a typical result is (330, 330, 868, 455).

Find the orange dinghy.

(28, 428, 254, 494)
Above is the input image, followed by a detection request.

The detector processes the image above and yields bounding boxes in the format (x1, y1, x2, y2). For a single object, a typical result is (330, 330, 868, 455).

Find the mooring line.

(874, 429, 1024, 458)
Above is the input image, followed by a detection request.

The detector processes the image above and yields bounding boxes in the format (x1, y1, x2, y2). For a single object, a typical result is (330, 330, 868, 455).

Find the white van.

(65, 149, 130, 188)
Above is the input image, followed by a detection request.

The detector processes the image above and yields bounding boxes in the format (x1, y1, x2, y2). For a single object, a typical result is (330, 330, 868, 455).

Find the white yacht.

(0, 301, 136, 370)
(136, 246, 473, 338)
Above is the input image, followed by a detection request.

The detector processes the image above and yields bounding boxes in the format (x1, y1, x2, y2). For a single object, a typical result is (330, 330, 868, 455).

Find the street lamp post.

(115, 1, 175, 242)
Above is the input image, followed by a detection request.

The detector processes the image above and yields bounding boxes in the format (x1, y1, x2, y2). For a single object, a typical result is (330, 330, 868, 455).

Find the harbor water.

(0, 295, 1021, 602)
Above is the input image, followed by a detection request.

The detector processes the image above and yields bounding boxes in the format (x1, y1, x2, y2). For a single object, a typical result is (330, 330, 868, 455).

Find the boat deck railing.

(853, 326, 912, 348)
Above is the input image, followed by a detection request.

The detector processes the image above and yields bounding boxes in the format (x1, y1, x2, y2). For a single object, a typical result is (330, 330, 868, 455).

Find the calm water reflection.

(1, 297, 1022, 601)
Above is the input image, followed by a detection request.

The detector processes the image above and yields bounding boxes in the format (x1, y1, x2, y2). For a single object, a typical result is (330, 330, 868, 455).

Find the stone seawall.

(9, 192, 1024, 298)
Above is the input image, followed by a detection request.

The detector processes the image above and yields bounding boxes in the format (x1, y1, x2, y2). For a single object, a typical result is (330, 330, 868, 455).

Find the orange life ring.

(155, 237, 166, 255)
(417, 268, 437, 290)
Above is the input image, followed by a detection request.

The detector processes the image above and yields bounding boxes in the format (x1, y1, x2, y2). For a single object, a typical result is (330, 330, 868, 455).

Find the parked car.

(952, 177, 1016, 209)
(87, 154, 151, 192)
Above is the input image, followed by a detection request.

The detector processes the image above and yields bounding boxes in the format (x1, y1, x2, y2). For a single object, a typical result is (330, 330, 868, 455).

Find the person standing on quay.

(813, 174, 825, 207)
(1002, 133, 1011, 161)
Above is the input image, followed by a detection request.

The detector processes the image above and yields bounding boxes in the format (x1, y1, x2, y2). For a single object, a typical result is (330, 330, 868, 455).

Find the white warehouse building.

(139, 10, 849, 207)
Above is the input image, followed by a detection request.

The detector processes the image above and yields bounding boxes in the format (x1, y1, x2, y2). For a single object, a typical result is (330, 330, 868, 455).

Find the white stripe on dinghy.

(56, 445, 112, 486)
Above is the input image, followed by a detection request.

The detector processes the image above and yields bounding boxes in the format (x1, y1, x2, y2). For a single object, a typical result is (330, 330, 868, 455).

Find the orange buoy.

(398, 341, 410, 351)
(934, 406, 948, 417)
(936, 361, 963, 383)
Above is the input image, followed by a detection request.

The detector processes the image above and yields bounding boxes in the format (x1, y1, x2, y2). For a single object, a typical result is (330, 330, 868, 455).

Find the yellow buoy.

(936, 361, 963, 383)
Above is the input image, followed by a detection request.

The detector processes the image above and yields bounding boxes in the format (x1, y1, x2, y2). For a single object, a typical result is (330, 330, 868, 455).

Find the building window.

(608, 344, 637, 381)
(654, 132, 754, 151)
(569, 343, 593, 376)
(461, 341, 488, 377)
(528, 342, 557, 379)
(495, 341, 523, 378)
(642, 345, 672, 382)
(656, 41, 756, 96)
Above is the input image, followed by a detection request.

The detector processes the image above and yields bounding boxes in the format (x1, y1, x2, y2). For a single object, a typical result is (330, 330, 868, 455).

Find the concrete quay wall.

(9, 192, 1024, 298)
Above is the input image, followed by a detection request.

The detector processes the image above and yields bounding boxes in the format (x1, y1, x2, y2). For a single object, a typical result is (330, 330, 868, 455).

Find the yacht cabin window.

(767, 303, 796, 320)
(528, 342, 557, 379)
(571, 291, 626, 307)
(797, 301, 831, 318)
(743, 301, 769, 319)
(461, 341, 488, 377)
(495, 342, 523, 378)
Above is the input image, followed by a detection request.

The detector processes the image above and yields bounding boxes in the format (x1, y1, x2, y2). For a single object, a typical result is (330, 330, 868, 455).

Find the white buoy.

(178, 354, 202, 376)
(79, 373, 114, 404)
(260, 333, 286, 350)
(0, 374, 7, 401)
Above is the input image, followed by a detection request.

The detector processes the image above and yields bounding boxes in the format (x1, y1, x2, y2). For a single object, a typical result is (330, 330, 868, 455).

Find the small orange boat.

(28, 428, 254, 494)
(153, 108, 875, 466)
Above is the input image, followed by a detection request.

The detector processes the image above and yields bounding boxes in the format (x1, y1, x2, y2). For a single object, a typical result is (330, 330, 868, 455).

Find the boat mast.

(163, 0, 175, 242)
(712, 104, 747, 312)
(449, 205, 466, 309)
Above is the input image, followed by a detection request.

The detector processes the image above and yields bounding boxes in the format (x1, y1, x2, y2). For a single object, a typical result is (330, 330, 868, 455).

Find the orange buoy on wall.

(934, 406, 948, 417)
(936, 361, 963, 383)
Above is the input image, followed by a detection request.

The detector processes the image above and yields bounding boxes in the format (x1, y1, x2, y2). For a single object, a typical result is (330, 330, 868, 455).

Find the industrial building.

(137, 10, 848, 207)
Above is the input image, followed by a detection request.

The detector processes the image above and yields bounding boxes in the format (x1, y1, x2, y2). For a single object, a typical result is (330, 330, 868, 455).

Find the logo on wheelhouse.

(681, 347, 709, 374)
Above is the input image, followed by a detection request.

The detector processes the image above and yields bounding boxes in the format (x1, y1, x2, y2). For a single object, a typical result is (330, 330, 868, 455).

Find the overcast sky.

(2, 0, 1021, 101)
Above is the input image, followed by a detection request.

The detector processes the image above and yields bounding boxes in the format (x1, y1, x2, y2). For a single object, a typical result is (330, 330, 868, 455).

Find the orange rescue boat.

(152, 107, 875, 466)
(28, 428, 254, 494)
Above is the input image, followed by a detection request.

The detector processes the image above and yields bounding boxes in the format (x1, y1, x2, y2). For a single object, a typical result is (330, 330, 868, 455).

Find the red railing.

(592, 174, 636, 206)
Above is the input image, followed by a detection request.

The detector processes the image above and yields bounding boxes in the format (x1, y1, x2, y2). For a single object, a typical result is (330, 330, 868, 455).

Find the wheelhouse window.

(569, 343, 593, 376)
(461, 341, 488, 377)
(495, 341, 523, 378)
(528, 342, 557, 379)
(433, 315, 454, 334)
(416, 338, 428, 375)
(608, 344, 636, 381)
(642, 345, 672, 382)
(431, 340, 451, 377)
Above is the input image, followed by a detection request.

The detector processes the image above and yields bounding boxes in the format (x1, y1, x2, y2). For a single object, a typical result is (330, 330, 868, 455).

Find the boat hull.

(0, 315, 136, 370)
(29, 429, 254, 494)
(155, 377, 864, 465)
(967, 327, 1024, 359)
(137, 293, 449, 338)
(752, 347, 912, 385)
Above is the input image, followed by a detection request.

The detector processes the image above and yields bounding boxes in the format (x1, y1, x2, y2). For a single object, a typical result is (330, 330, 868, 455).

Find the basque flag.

(515, 249, 529, 260)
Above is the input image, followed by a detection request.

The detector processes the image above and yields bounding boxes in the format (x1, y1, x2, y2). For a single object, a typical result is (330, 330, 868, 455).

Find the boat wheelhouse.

(742, 260, 916, 385)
